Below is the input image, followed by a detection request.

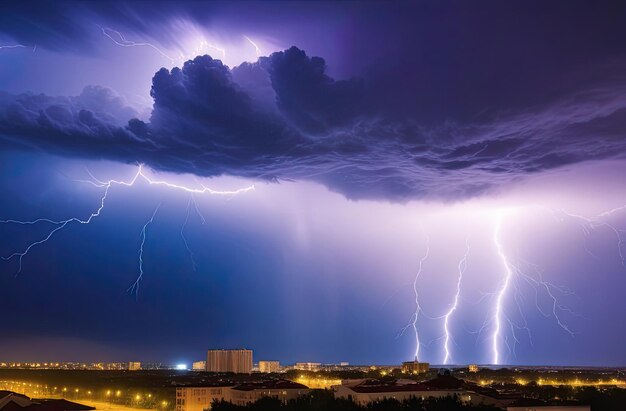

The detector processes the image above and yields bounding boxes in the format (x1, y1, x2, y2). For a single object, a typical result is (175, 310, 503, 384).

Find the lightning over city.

(2, 3, 626, 399)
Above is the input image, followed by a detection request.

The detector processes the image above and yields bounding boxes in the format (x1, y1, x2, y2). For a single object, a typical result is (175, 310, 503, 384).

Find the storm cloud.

(2, 46, 626, 200)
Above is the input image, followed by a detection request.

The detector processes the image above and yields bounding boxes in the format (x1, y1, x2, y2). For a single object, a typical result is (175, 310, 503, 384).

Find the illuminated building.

(206, 349, 253, 373)
(175, 386, 232, 411)
(401, 360, 429, 374)
(128, 362, 141, 371)
(468, 364, 479, 373)
(192, 361, 206, 371)
(333, 379, 471, 406)
(175, 381, 309, 411)
(228, 380, 309, 405)
(293, 362, 321, 371)
(258, 361, 280, 373)
(333, 375, 553, 408)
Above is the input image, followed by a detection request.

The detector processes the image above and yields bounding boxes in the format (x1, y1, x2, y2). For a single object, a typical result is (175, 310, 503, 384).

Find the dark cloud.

(267, 47, 366, 133)
(2, 47, 626, 201)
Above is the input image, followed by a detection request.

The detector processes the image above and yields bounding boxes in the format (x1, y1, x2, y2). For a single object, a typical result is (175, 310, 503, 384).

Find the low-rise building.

(175, 380, 309, 411)
(258, 361, 280, 373)
(176, 387, 232, 411)
(228, 380, 309, 406)
(334, 375, 590, 409)
(128, 362, 141, 371)
(334, 378, 469, 406)
(192, 361, 206, 371)
(468, 364, 479, 373)
(401, 360, 429, 374)
(294, 362, 321, 372)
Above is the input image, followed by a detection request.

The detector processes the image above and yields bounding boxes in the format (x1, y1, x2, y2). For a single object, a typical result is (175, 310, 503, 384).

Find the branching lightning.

(98, 26, 176, 64)
(0, 164, 255, 293)
(547, 207, 626, 266)
(398, 236, 430, 361)
(442, 239, 469, 365)
(391, 201, 625, 365)
(180, 196, 205, 272)
(127, 204, 161, 296)
(482, 209, 580, 365)
(491, 214, 514, 365)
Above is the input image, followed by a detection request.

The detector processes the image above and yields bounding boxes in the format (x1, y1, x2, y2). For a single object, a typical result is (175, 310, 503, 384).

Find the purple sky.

(1, 0, 626, 367)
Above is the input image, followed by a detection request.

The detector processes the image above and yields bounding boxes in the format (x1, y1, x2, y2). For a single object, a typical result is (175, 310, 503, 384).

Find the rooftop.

(0, 392, 94, 411)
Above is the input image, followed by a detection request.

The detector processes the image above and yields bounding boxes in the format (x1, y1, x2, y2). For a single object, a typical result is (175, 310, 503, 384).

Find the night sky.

(1, 0, 626, 367)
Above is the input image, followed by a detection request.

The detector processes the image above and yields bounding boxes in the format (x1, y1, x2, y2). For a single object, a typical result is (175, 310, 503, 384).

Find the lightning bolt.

(127, 204, 161, 297)
(98, 26, 176, 64)
(547, 207, 626, 266)
(244, 36, 261, 58)
(483, 208, 579, 365)
(442, 239, 469, 365)
(398, 236, 430, 361)
(0, 44, 35, 52)
(1, 164, 255, 291)
(180, 196, 203, 271)
(491, 213, 513, 365)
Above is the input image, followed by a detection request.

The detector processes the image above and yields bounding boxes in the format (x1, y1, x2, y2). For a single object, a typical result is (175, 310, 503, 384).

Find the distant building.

(401, 360, 429, 374)
(294, 362, 321, 372)
(340, 362, 349, 367)
(258, 361, 280, 373)
(207, 349, 253, 374)
(128, 362, 141, 371)
(192, 361, 206, 371)
(175, 380, 309, 411)
(468, 364, 479, 373)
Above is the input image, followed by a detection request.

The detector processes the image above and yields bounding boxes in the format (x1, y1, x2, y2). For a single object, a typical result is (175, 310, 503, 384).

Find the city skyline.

(2, 0, 626, 367)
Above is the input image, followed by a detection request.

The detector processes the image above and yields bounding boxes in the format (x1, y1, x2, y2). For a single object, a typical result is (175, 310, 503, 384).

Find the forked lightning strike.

(442, 240, 469, 365)
(398, 236, 430, 361)
(491, 214, 514, 365)
(128, 204, 161, 296)
(485, 208, 580, 365)
(99, 26, 176, 64)
(547, 207, 626, 266)
(0, 164, 255, 293)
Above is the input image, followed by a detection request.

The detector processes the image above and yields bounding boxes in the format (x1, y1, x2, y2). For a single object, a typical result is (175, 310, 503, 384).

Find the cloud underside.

(1, 47, 626, 201)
